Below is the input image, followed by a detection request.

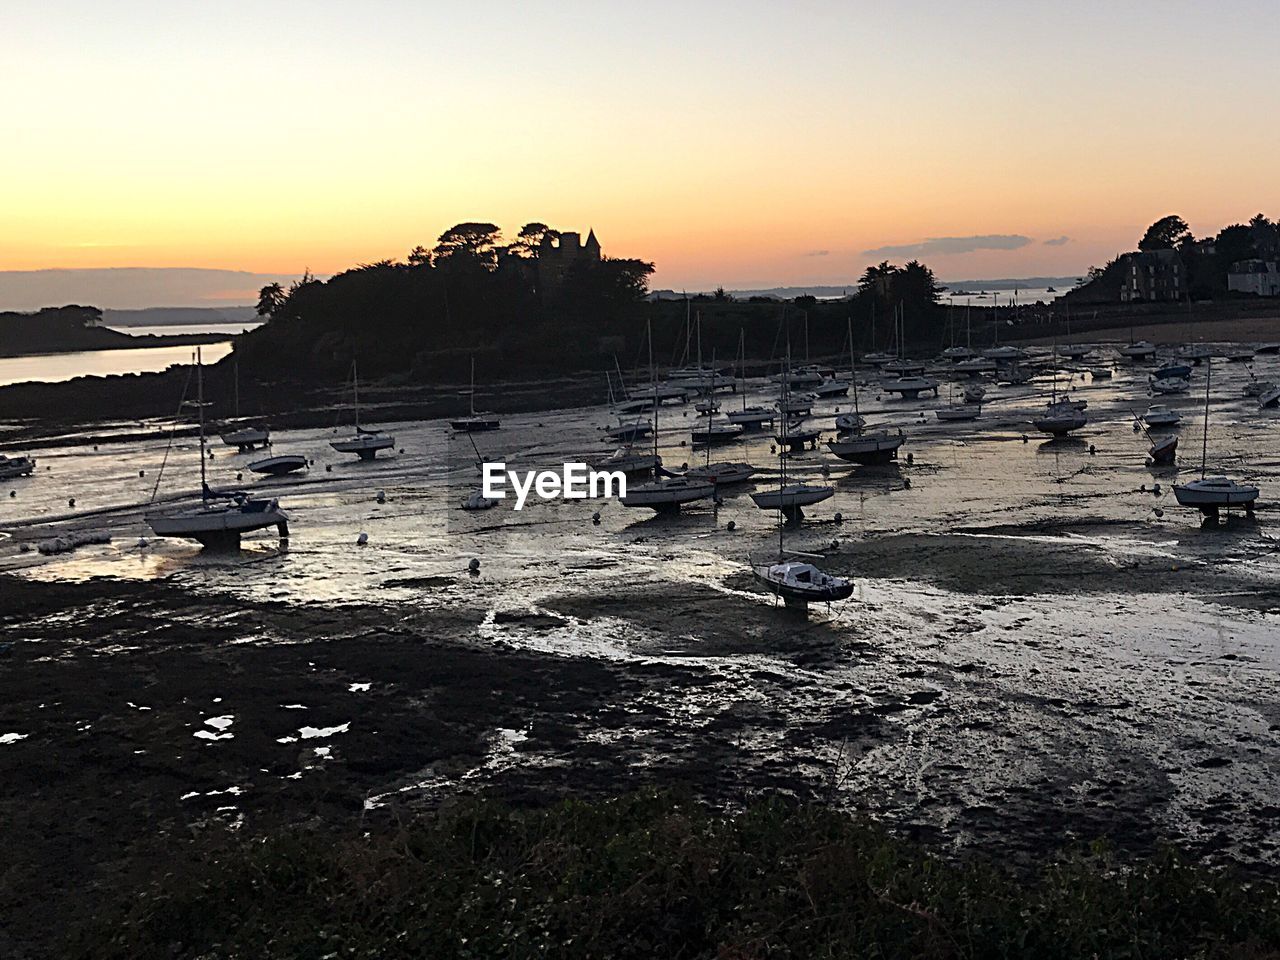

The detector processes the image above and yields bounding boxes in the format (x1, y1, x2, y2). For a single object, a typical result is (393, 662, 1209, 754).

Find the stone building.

(1119, 249, 1184, 302)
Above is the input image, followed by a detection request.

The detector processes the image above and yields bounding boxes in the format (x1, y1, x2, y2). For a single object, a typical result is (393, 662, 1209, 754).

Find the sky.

(3, 0, 1279, 307)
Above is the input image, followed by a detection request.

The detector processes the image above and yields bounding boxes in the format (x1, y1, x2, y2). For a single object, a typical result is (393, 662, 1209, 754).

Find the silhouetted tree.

(1138, 215, 1191, 251)
(507, 222, 559, 259)
(255, 283, 285, 318)
(432, 223, 503, 271)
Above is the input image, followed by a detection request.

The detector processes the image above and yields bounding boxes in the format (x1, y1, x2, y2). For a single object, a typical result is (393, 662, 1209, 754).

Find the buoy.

(1140, 484, 1147, 492)
(325, 464, 333, 473)
(1088, 445, 1096, 455)
(903, 477, 912, 489)
(831, 539, 840, 550)
(93, 445, 98, 451)
(727, 520, 736, 531)
(356, 532, 369, 546)
(1021, 435, 1028, 443)
(375, 489, 386, 504)
(236, 472, 243, 481)
(8, 491, 14, 498)
(1154, 507, 1164, 518)
(770, 445, 776, 454)
(138, 469, 145, 477)
(68, 498, 76, 508)
(1152, 483, 1161, 495)
(679, 440, 686, 447)
(137, 537, 149, 549)
(906, 452, 914, 464)
(591, 511, 601, 522)
(399, 448, 405, 454)
(834, 512, 843, 523)
(468, 558, 480, 574)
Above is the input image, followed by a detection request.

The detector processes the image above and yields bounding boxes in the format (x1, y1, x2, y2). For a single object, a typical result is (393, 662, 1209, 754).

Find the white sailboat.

(147, 347, 289, 549)
(330, 361, 396, 460)
(1173, 358, 1260, 517)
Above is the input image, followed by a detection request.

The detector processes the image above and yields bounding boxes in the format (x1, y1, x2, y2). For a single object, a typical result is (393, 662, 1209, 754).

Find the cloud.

(862, 234, 1034, 259)
(803, 249, 830, 257)
(1042, 235, 1072, 246)
(0, 267, 305, 311)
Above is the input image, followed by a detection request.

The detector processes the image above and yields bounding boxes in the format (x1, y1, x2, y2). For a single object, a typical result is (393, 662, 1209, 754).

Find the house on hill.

(1228, 260, 1280, 297)
(1120, 249, 1184, 302)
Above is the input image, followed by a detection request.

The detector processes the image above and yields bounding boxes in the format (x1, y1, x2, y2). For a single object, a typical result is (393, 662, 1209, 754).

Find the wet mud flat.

(5, 518, 1280, 955)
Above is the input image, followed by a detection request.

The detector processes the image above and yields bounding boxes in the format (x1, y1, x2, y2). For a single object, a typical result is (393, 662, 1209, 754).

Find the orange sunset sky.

(3, 0, 1278, 306)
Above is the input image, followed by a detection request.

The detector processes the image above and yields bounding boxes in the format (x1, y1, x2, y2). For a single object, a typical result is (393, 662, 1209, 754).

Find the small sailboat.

(751, 352, 833, 521)
(826, 328, 906, 464)
(218, 360, 270, 451)
(692, 419, 744, 447)
(685, 461, 756, 485)
(1118, 339, 1158, 360)
(1173, 358, 1259, 517)
(594, 445, 661, 476)
(1259, 384, 1280, 409)
(1033, 361, 1088, 436)
(1150, 376, 1191, 395)
(247, 454, 308, 477)
(620, 319, 715, 513)
(147, 348, 289, 549)
(752, 558, 854, 609)
(450, 356, 501, 432)
(880, 375, 939, 399)
(330, 361, 395, 460)
(1143, 405, 1182, 427)
(0, 454, 36, 479)
(1089, 366, 1113, 379)
(834, 412, 866, 433)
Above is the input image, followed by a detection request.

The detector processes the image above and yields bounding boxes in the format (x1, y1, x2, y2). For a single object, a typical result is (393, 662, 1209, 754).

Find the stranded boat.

(1173, 358, 1260, 518)
(330, 361, 395, 460)
(450, 356, 501, 432)
(247, 454, 308, 477)
(0, 454, 36, 479)
(147, 348, 289, 549)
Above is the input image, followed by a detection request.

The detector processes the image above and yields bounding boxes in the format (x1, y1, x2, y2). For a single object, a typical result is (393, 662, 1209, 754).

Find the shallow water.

(5, 352, 1280, 863)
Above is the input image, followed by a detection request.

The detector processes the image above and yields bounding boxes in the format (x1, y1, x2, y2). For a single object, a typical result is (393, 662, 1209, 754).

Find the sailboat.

(147, 347, 289, 549)
(942, 301, 976, 360)
(620, 319, 715, 512)
(687, 349, 756, 482)
(1173, 358, 1260, 517)
(1032, 348, 1088, 436)
(814, 319, 854, 397)
(0, 454, 36, 480)
(883, 303, 927, 375)
(751, 348, 834, 521)
(752, 416, 851, 608)
(330, 361, 396, 460)
(1118, 324, 1157, 360)
(862, 300, 896, 366)
(218, 360, 270, 451)
(982, 296, 1025, 362)
(727, 329, 776, 429)
(450, 356, 501, 432)
(828, 317, 906, 464)
(935, 382, 981, 421)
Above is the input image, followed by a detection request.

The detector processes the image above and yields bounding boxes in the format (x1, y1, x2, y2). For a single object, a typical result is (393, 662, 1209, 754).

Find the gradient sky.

(4, 0, 1278, 303)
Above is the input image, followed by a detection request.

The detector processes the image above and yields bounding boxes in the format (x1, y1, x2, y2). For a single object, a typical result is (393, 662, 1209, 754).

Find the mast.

(469, 355, 477, 417)
(1201, 356, 1211, 479)
(232, 358, 240, 418)
(196, 347, 208, 501)
(848, 316, 861, 425)
(705, 348, 715, 465)
(648, 318, 659, 466)
(352, 360, 361, 432)
(738, 328, 747, 411)
(804, 310, 810, 364)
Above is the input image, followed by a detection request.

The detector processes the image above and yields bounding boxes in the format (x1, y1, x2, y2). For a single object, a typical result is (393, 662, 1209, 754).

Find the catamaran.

(147, 348, 289, 549)
(330, 361, 396, 460)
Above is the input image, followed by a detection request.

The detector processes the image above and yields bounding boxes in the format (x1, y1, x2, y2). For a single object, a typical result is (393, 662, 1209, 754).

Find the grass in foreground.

(73, 791, 1280, 959)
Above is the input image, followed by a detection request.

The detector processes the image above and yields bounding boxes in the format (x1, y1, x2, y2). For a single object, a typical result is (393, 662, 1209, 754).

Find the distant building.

(539, 229, 600, 294)
(1228, 259, 1280, 297)
(1120, 249, 1184, 302)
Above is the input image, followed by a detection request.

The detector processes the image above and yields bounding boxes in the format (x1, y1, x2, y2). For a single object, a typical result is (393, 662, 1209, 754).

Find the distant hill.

(651, 277, 1082, 301)
(103, 306, 258, 327)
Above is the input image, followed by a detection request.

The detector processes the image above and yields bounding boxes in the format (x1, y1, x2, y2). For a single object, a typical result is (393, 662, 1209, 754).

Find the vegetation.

(235, 222, 949, 381)
(72, 791, 1280, 959)
(1075, 212, 1279, 303)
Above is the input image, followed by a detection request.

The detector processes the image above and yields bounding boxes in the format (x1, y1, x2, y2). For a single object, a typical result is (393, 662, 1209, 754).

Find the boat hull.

(826, 434, 904, 464)
(247, 455, 308, 476)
